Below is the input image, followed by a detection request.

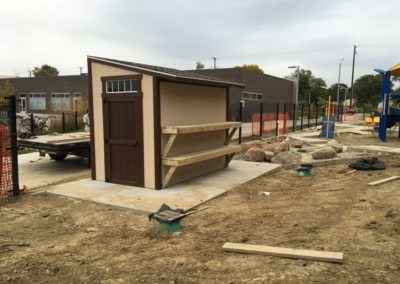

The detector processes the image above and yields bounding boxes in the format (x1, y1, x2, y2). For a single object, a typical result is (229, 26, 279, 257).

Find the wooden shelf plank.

(162, 121, 241, 135)
(163, 145, 241, 167)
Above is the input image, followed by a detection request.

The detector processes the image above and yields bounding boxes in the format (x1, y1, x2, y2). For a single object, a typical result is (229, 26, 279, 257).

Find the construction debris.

(349, 157, 385, 171)
(368, 176, 400, 186)
(222, 242, 344, 263)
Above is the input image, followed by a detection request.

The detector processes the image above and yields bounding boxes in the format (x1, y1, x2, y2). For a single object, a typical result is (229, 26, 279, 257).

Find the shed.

(87, 56, 245, 189)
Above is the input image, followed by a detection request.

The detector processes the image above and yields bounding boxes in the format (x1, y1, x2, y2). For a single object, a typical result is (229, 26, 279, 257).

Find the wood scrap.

(344, 169, 357, 175)
(315, 188, 344, 193)
(222, 242, 344, 263)
(368, 176, 400, 186)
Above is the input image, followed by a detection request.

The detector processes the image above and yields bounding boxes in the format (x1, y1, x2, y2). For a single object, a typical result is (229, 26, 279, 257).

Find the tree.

(0, 80, 15, 98)
(286, 69, 327, 103)
(237, 64, 265, 74)
(352, 74, 391, 108)
(328, 83, 348, 103)
(32, 64, 59, 77)
(195, 61, 205, 70)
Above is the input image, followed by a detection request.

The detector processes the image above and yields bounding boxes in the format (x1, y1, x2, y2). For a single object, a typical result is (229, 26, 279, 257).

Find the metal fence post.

(283, 103, 287, 134)
(300, 104, 304, 130)
(307, 103, 311, 128)
(259, 102, 263, 137)
(30, 112, 34, 135)
(292, 103, 296, 132)
(75, 111, 78, 130)
(62, 112, 66, 133)
(275, 103, 279, 137)
(315, 103, 319, 127)
(9, 96, 19, 196)
(238, 102, 243, 144)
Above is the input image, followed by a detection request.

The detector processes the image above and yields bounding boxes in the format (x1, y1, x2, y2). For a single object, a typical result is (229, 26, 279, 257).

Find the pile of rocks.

(243, 137, 345, 165)
(243, 138, 303, 165)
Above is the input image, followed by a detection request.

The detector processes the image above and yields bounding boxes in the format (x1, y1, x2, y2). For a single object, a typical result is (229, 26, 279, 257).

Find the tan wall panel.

(160, 81, 227, 186)
(160, 82, 226, 126)
(91, 62, 154, 187)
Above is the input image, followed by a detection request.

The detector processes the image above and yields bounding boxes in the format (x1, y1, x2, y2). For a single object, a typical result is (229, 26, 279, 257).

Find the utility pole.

(336, 58, 344, 119)
(28, 70, 32, 77)
(350, 45, 357, 107)
(213, 57, 217, 69)
(288, 65, 300, 104)
(79, 66, 83, 75)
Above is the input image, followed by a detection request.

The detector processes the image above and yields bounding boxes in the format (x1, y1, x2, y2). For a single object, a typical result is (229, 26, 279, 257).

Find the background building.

(0, 74, 88, 114)
(190, 67, 295, 121)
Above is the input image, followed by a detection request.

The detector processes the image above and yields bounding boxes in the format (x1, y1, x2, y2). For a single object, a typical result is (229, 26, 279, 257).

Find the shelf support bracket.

(163, 166, 177, 188)
(163, 134, 177, 158)
(225, 127, 238, 145)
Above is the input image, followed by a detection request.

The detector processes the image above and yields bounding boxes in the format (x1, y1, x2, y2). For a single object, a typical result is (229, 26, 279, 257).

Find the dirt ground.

(1, 153, 400, 283)
(337, 132, 400, 148)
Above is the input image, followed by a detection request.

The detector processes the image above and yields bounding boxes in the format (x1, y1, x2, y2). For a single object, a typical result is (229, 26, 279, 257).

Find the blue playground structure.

(374, 64, 400, 142)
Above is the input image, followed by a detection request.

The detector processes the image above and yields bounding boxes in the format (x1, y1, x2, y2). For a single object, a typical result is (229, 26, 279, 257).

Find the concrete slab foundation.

(19, 153, 90, 190)
(45, 160, 281, 214)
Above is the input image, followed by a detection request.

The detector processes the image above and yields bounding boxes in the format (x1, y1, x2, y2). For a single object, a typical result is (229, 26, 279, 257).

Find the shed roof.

(88, 56, 245, 88)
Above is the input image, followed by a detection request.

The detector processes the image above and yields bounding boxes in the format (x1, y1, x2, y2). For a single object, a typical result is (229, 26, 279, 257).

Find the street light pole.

(336, 59, 344, 119)
(288, 65, 300, 104)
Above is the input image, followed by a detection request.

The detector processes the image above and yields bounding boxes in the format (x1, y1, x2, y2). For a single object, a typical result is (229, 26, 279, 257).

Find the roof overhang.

(87, 56, 245, 88)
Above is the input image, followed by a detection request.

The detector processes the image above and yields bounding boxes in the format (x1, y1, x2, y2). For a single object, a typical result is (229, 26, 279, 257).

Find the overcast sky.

(1, 0, 399, 85)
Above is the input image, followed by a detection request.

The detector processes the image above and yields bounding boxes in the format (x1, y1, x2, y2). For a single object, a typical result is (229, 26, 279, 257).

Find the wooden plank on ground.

(368, 176, 400, 186)
(222, 243, 344, 263)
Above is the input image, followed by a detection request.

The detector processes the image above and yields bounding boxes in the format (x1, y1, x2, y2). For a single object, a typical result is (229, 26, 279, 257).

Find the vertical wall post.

(275, 103, 279, 137)
(238, 102, 243, 144)
(9, 96, 19, 196)
(292, 103, 296, 132)
(300, 103, 304, 130)
(259, 102, 263, 137)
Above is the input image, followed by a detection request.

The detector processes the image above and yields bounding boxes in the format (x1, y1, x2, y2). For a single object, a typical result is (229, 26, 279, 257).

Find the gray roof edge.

(190, 67, 294, 83)
(88, 56, 245, 88)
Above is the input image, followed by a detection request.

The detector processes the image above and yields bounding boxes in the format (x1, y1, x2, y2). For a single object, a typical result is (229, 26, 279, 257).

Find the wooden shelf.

(162, 121, 241, 135)
(163, 145, 241, 167)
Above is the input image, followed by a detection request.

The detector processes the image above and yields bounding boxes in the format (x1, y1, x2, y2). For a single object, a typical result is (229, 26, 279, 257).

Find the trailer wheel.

(49, 153, 68, 161)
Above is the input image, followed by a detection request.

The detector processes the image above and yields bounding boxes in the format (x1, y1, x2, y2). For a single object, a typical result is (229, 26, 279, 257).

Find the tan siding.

(91, 62, 154, 186)
(141, 74, 155, 188)
(160, 81, 227, 186)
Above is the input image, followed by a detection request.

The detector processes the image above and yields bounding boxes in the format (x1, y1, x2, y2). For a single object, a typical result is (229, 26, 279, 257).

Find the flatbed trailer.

(18, 132, 90, 161)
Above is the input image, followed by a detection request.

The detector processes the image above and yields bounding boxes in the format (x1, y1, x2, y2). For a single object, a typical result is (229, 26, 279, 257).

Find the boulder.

(276, 141, 290, 152)
(262, 142, 289, 154)
(271, 151, 301, 165)
(311, 146, 337, 160)
(264, 151, 275, 162)
(327, 140, 344, 153)
(244, 147, 266, 162)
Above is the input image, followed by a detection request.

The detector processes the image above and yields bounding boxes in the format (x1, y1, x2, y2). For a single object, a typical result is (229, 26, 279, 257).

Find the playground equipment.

(374, 64, 400, 142)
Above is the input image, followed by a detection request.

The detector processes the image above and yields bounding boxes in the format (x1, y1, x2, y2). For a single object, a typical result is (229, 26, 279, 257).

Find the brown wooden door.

(102, 87, 144, 187)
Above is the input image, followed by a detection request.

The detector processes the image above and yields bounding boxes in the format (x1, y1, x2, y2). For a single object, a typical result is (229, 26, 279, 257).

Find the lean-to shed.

(87, 56, 244, 189)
